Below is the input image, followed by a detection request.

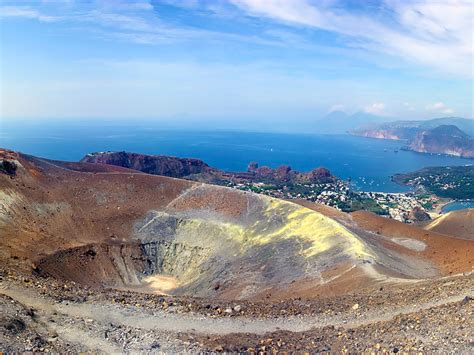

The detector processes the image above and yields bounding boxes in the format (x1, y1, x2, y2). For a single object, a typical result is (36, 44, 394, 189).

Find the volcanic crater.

(1, 149, 472, 302)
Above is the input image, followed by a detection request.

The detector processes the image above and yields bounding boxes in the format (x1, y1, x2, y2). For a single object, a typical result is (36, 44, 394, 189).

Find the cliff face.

(246, 163, 335, 184)
(408, 125, 474, 158)
(352, 128, 404, 140)
(81, 151, 213, 178)
(351, 127, 421, 141)
(351, 118, 474, 158)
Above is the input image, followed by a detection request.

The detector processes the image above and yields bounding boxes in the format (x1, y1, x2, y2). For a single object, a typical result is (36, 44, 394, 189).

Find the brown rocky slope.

(1, 148, 473, 352)
(425, 209, 474, 240)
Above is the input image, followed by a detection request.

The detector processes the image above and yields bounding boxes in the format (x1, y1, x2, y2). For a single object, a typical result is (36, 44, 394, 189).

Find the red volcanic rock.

(81, 151, 212, 178)
(80, 152, 337, 185)
(276, 165, 292, 181)
(309, 167, 334, 183)
(276, 165, 291, 174)
(250, 162, 334, 184)
(255, 166, 273, 177)
(247, 162, 259, 173)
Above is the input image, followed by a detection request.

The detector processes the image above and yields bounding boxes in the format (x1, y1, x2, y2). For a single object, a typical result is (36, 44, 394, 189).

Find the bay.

(1, 120, 472, 193)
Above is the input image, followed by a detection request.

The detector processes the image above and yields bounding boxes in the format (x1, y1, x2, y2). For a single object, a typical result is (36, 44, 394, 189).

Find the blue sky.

(0, 0, 472, 126)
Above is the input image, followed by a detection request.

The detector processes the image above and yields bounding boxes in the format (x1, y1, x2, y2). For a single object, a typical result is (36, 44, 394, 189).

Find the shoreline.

(439, 199, 474, 214)
(431, 198, 454, 218)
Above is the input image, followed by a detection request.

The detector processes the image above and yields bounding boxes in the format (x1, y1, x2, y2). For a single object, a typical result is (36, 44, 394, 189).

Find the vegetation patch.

(393, 166, 474, 199)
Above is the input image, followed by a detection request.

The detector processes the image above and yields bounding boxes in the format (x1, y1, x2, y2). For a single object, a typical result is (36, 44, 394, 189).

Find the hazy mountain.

(416, 117, 474, 136)
(351, 117, 474, 158)
(352, 117, 473, 138)
(314, 111, 392, 134)
(407, 125, 474, 158)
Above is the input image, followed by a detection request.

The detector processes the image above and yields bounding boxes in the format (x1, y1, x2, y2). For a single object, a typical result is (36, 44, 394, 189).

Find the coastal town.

(227, 179, 439, 223)
(82, 153, 449, 224)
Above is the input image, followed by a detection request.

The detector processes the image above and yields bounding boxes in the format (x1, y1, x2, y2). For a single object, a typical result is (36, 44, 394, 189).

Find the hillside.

(351, 117, 474, 158)
(351, 117, 474, 138)
(0, 148, 380, 300)
(1, 148, 473, 352)
(425, 209, 474, 240)
(392, 165, 474, 199)
(3, 147, 473, 291)
(407, 125, 474, 158)
(314, 111, 392, 134)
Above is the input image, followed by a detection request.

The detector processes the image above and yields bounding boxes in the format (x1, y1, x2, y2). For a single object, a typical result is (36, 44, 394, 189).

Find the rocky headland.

(350, 118, 474, 158)
(407, 125, 474, 158)
(81, 151, 337, 185)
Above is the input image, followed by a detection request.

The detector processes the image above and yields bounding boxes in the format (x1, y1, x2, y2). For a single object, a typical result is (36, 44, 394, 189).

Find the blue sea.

(1, 120, 472, 193)
(441, 201, 474, 213)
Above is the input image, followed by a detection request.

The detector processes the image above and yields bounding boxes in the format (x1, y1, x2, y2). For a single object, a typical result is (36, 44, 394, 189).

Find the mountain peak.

(426, 124, 469, 138)
(325, 110, 349, 119)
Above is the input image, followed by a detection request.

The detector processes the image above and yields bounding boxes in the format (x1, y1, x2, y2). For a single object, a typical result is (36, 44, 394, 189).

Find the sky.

(0, 0, 473, 128)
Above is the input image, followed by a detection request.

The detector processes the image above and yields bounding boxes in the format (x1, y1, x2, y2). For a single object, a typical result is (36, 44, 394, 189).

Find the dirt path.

(1, 284, 471, 337)
(0, 285, 122, 353)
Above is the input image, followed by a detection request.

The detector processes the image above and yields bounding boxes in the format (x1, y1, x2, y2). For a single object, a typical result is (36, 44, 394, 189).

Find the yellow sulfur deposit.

(168, 197, 374, 261)
(249, 199, 373, 259)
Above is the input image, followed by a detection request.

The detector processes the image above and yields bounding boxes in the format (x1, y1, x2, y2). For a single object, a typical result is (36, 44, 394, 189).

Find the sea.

(441, 201, 474, 213)
(1, 120, 473, 194)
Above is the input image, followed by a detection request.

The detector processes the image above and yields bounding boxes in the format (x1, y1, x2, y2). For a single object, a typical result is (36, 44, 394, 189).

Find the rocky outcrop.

(351, 127, 420, 141)
(351, 117, 474, 140)
(246, 164, 333, 183)
(81, 152, 337, 185)
(407, 125, 474, 158)
(351, 118, 474, 158)
(309, 167, 333, 183)
(0, 149, 19, 176)
(409, 207, 431, 222)
(254, 164, 292, 182)
(0, 160, 17, 176)
(247, 162, 258, 173)
(81, 151, 213, 178)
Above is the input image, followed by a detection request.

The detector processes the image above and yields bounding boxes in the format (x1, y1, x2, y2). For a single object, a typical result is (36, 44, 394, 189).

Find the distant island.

(313, 110, 392, 134)
(350, 117, 474, 158)
(407, 125, 474, 158)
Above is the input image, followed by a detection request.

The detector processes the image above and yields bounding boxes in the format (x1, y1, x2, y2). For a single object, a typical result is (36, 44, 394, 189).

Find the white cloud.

(426, 102, 455, 115)
(230, 0, 473, 77)
(3, 1, 472, 77)
(328, 104, 345, 113)
(364, 102, 385, 115)
(0, 3, 289, 49)
(0, 5, 60, 22)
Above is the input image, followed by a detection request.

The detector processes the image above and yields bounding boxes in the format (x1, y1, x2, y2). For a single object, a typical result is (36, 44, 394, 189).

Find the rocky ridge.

(351, 118, 474, 158)
(81, 151, 337, 184)
(407, 125, 474, 158)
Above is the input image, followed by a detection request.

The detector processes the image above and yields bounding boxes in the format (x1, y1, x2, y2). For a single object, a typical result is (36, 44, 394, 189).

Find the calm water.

(1, 120, 472, 193)
(441, 201, 474, 213)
